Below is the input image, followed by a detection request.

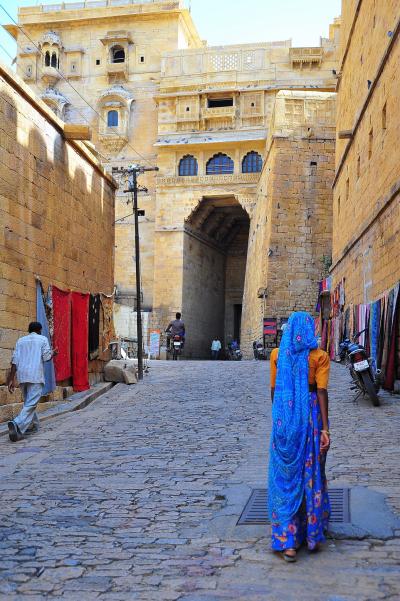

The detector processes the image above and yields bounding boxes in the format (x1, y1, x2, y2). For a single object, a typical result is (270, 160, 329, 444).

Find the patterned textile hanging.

(88, 294, 100, 360)
(36, 280, 56, 395)
(100, 293, 115, 358)
(71, 291, 89, 392)
(52, 286, 72, 382)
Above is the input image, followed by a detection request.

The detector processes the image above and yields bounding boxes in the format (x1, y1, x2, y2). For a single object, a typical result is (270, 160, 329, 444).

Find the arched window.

(111, 46, 125, 64)
(179, 155, 198, 176)
(107, 110, 119, 127)
(242, 151, 263, 173)
(45, 51, 50, 67)
(206, 153, 234, 175)
(51, 52, 58, 68)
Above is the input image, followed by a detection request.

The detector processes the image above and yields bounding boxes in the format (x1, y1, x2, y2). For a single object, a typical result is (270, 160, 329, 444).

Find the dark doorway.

(233, 304, 242, 344)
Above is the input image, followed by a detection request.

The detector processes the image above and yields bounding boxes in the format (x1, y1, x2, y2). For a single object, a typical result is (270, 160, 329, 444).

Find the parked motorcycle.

(339, 330, 381, 406)
(253, 341, 266, 360)
(227, 342, 242, 361)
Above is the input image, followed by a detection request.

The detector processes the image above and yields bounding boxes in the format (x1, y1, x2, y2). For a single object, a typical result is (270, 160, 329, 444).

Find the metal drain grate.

(237, 488, 350, 525)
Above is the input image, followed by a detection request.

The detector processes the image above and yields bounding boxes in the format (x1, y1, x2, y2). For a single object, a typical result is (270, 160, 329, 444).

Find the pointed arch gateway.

(182, 195, 250, 358)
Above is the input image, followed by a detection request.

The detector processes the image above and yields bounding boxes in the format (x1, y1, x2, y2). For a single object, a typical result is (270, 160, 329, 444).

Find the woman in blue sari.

(269, 311, 331, 562)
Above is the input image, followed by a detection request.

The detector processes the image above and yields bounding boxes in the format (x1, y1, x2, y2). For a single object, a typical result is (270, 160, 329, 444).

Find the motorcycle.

(168, 334, 183, 361)
(253, 341, 266, 360)
(339, 330, 381, 406)
(227, 342, 242, 361)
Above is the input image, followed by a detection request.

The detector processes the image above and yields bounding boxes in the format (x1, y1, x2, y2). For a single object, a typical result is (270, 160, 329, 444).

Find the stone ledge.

(0, 382, 114, 438)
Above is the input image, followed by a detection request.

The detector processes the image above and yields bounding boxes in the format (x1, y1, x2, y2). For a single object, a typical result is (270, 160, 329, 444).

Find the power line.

(0, 40, 14, 62)
(0, 4, 155, 169)
(0, 21, 112, 162)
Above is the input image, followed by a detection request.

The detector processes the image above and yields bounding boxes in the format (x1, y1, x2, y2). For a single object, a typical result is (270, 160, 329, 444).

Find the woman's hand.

(320, 430, 330, 453)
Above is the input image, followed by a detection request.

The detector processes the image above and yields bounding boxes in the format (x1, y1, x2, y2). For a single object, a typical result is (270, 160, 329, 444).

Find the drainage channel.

(237, 488, 350, 526)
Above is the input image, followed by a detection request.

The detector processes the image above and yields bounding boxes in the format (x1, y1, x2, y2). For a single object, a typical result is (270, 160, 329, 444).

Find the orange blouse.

(270, 347, 330, 389)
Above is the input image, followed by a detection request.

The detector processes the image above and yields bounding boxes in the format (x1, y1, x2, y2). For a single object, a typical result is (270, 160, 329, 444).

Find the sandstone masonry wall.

(0, 64, 115, 421)
(241, 91, 336, 353)
(331, 0, 400, 304)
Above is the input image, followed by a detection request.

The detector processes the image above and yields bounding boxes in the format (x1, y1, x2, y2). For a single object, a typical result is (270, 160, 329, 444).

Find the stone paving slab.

(0, 361, 399, 600)
(0, 382, 114, 438)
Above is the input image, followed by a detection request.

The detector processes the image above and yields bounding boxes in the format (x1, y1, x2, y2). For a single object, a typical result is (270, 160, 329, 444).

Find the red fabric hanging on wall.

(71, 291, 90, 392)
(52, 286, 72, 382)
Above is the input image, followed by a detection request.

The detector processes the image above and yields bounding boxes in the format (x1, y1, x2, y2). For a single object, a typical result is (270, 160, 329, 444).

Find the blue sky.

(0, 0, 341, 67)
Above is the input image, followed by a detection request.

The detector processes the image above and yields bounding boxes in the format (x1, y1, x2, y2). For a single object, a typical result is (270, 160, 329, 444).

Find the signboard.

(149, 330, 161, 358)
(263, 318, 277, 336)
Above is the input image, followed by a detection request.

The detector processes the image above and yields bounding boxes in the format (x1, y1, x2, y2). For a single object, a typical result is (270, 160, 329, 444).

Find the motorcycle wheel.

(360, 371, 380, 407)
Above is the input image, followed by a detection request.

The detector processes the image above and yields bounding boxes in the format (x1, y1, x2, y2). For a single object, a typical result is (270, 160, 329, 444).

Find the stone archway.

(182, 195, 250, 358)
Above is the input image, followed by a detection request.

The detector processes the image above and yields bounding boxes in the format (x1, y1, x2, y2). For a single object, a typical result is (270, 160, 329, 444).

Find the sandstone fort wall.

(0, 63, 116, 421)
(331, 0, 400, 303)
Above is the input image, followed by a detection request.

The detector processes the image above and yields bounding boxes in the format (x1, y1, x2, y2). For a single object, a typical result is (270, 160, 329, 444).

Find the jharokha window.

(44, 50, 59, 68)
(206, 153, 234, 175)
(107, 110, 119, 127)
(111, 46, 125, 63)
(242, 151, 263, 173)
(178, 155, 198, 176)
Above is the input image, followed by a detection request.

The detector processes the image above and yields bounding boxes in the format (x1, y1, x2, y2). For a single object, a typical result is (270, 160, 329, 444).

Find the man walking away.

(211, 337, 222, 360)
(7, 322, 58, 442)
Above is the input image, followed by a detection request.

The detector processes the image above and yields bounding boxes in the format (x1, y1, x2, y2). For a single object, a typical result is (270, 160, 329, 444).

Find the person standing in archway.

(268, 312, 331, 562)
(211, 337, 222, 360)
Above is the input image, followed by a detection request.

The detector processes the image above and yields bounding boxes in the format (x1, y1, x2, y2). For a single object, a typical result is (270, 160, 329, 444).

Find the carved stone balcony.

(99, 132, 128, 154)
(41, 66, 61, 85)
(107, 61, 128, 81)
(290, 47, 323, 68)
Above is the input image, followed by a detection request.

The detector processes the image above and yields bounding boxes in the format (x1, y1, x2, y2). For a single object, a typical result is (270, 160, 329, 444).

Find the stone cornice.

(155, 130, 267, 147)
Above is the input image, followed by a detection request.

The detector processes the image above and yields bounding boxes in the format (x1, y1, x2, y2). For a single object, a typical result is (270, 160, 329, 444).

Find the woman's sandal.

(281, 549, 297, 563)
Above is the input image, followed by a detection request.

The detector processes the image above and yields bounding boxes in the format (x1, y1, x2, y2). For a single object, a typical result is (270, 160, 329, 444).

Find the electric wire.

(0, 24, 114, 164)
(0, 4, 156, 169)
(0, 40, 14, 62)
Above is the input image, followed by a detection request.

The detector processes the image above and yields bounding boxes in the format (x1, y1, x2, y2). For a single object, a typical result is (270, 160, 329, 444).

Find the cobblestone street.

(0, 360, 400, 601)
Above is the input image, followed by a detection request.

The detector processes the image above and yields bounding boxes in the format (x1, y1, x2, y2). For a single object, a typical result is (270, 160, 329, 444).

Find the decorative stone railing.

(35, 0, 179, 12)
(202, 106, 236, 119)
(289, 47, 323, 66)
(157, 173, 260, 186)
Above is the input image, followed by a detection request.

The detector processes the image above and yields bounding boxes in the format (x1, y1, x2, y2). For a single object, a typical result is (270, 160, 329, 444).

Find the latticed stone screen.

(209, 53, 239, 72)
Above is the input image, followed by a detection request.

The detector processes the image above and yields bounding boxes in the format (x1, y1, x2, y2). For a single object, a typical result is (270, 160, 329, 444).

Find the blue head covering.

(268, 311, 318, 522)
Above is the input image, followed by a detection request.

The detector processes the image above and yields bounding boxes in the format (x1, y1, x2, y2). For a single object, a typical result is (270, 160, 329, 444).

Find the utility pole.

(112, 163, 159, 380)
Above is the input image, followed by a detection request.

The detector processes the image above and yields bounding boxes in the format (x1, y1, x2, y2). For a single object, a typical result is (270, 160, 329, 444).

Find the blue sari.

(268, 312, 330, 550)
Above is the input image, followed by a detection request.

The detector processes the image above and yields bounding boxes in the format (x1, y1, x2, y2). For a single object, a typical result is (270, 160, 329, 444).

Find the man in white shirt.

(7, 322, 57, 442)
(211, 337, 222, 360)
